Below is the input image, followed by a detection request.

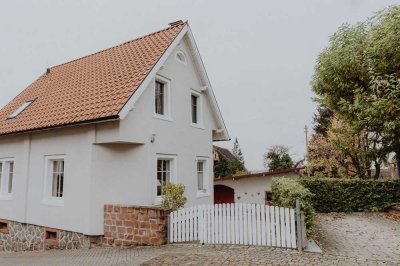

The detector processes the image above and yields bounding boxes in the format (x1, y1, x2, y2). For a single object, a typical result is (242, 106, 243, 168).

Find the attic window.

(8, 100, 34, 119)
(176, 51, 187, 65)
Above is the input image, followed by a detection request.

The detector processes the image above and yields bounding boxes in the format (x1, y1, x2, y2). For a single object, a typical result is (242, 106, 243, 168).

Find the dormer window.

(8, 100, 34, 119)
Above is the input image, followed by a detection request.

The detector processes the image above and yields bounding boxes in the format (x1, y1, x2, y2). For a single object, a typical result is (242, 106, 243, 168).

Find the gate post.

(295, 198, 302, 252)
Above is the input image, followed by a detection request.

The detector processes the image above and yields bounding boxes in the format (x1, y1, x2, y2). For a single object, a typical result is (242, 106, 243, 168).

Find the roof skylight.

(8, 100, 34, 119)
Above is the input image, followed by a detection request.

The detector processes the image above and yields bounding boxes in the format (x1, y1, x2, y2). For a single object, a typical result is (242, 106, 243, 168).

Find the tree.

(307, 118, 384, 178)
(264, 145, 294, 171)
(232, 138, 245, 166)
(313, 105, 334, 136)
(312, 6, 400, 177)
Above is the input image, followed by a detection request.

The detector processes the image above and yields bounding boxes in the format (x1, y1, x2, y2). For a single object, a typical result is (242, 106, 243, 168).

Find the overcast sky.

(1, 0, 399, 170)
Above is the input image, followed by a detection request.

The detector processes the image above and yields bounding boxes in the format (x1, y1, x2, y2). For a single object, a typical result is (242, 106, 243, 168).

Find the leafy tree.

(313, 105, 334, 136)
(232, 138, 245, 165)
(161, 183, 187, 211)
(312, 6, 400, 177)
(214, 154, 231, 178)
(264, 145, 294, 171)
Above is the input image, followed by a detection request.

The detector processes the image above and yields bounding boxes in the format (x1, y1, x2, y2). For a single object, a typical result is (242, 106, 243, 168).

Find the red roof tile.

(0, 22, 186, 136)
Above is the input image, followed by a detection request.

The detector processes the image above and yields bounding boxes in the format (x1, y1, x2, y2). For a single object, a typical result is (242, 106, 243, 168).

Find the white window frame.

(155, 154, 177, 204)
(190, 90, 203, 129)
(42, 155, 65, 206)
(196, 157, 210, 198)
(8, 100, 34, 119)
(153, 76, 172, 121)
(0, 158, 15, 200)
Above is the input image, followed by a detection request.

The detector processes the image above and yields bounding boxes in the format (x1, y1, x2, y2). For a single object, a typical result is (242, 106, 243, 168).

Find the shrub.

(301, 178, 400, 213)
(161, 183, 187, 211)
(272, 178, 315, 237)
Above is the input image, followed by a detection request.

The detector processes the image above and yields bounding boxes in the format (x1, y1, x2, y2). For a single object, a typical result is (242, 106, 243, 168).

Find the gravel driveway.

(0, 213, 398, 265)
(313, 212, 400, 264)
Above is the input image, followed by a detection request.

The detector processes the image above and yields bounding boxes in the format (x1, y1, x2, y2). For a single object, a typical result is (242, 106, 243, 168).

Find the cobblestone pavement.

(313, 213, 400, 264)
(0, 213, 398, 266)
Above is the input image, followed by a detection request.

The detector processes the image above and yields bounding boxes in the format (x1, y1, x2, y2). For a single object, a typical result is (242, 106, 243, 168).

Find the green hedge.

(300, 178, 400, 213)
(272, 178, 315, 237)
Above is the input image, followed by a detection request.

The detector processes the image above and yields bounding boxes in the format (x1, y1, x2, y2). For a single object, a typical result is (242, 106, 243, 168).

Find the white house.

(214, 168, 304, 205)
(0, 20, 229, 249)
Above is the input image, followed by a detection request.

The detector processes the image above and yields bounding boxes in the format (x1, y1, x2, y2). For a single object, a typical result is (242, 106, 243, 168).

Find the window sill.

(153, 196, 163, 206)
(196, 191, 210, 198)
(153, 114, 173, 122)
(191, 123, 204, 130)
(0, 194, 13, 201)
(41, 198, 64, 207)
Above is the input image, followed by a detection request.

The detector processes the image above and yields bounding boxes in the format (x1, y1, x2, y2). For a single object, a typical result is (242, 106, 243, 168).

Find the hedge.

(300, 178, 400, 213)
(271, 178, 315, 237)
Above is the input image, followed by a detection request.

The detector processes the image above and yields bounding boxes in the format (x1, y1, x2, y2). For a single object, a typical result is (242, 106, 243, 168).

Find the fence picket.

(251, 204, 256, 245)
(256, 204, 261, 245)
(285, 208, 291, 247)
(265, 206, 271, 246)
(290, 208, 296, 248)
(275, 206, 281, 247)
(211, 205, 215, 244)
(239, 203, 244, 244)
(270, 206, 275, 246)
(280, 207, 286, 248)
(226, 204, 230, 244)
(260, 205, 266, 245)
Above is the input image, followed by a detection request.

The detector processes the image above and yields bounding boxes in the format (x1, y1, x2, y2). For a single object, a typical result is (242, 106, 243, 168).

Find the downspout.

(23, 133, 32, 223)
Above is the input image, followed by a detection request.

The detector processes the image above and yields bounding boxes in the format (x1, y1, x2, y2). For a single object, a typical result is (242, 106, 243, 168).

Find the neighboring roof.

(215, 167, 305, 182)
(213, 145, 236, 161)
(0, 22, 187, 136)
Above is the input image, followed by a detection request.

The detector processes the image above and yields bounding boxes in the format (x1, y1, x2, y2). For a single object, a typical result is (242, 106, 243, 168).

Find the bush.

(272, 178, 315, 237)
(300, 178, 400, 213)
(161, 183, 187, 211)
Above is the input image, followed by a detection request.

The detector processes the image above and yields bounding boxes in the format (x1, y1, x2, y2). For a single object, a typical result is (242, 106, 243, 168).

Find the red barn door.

(214, 185, 235, 204)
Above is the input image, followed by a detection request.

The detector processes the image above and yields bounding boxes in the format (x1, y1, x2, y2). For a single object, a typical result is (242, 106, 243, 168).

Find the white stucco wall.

(0, 33, 222, 235)
(214, 173, 299, 205)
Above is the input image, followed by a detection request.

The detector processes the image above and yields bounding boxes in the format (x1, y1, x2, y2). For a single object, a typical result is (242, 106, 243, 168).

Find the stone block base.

(103, 205, 169, 247)
(0, 219, 100, 252)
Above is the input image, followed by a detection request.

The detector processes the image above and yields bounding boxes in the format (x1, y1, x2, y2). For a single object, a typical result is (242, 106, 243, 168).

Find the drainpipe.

(23, 134, 32, 223)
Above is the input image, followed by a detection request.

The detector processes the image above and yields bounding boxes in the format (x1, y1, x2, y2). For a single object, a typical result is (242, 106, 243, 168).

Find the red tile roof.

(215, 168, 305, 182)
(0, 22, 186, 136)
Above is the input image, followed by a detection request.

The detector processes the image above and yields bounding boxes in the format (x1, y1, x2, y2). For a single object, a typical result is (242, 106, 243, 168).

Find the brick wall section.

(103, 205, 170, 247)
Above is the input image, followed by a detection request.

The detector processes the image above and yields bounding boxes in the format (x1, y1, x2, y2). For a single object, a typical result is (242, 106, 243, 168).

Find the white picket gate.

(169, 203, 297, 249)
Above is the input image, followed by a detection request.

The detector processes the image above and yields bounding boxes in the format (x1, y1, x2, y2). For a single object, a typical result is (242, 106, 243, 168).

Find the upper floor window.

(0, 160, 14, 196)
(154, 76, 171, 120)
(155, 81, 165, 115)
(191, 91, 202, 127)
(191, 95, 198, 124)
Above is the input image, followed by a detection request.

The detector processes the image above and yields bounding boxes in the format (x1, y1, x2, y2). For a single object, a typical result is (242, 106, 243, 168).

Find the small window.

(155, 154, 177, 199)
(176, 51, 187, 65)
(154, 77, 171, 119)
(155, 81, 165, 115)
(197, 161, 204, 191)
(191, 95, 198, 124)
(51, 160, 64, 198)
(157, 159, 170, 197)
(43, 155, 65, 203)
(0, 160, 15, 196)
(46, 230, 58, 240)
(196, 158, 209, 195)
(0, 221, 8, 234)
(8, 100, 34, 119)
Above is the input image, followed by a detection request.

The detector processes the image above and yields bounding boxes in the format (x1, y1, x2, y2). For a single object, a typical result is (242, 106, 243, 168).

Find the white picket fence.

(169, 203, 297, 249)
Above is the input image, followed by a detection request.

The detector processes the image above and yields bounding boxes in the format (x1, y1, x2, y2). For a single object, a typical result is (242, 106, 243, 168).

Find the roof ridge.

(50, 21, 187, 70)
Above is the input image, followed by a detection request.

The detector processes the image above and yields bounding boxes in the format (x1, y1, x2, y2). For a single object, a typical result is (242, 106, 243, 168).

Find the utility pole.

(304, 125, 309, 151)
